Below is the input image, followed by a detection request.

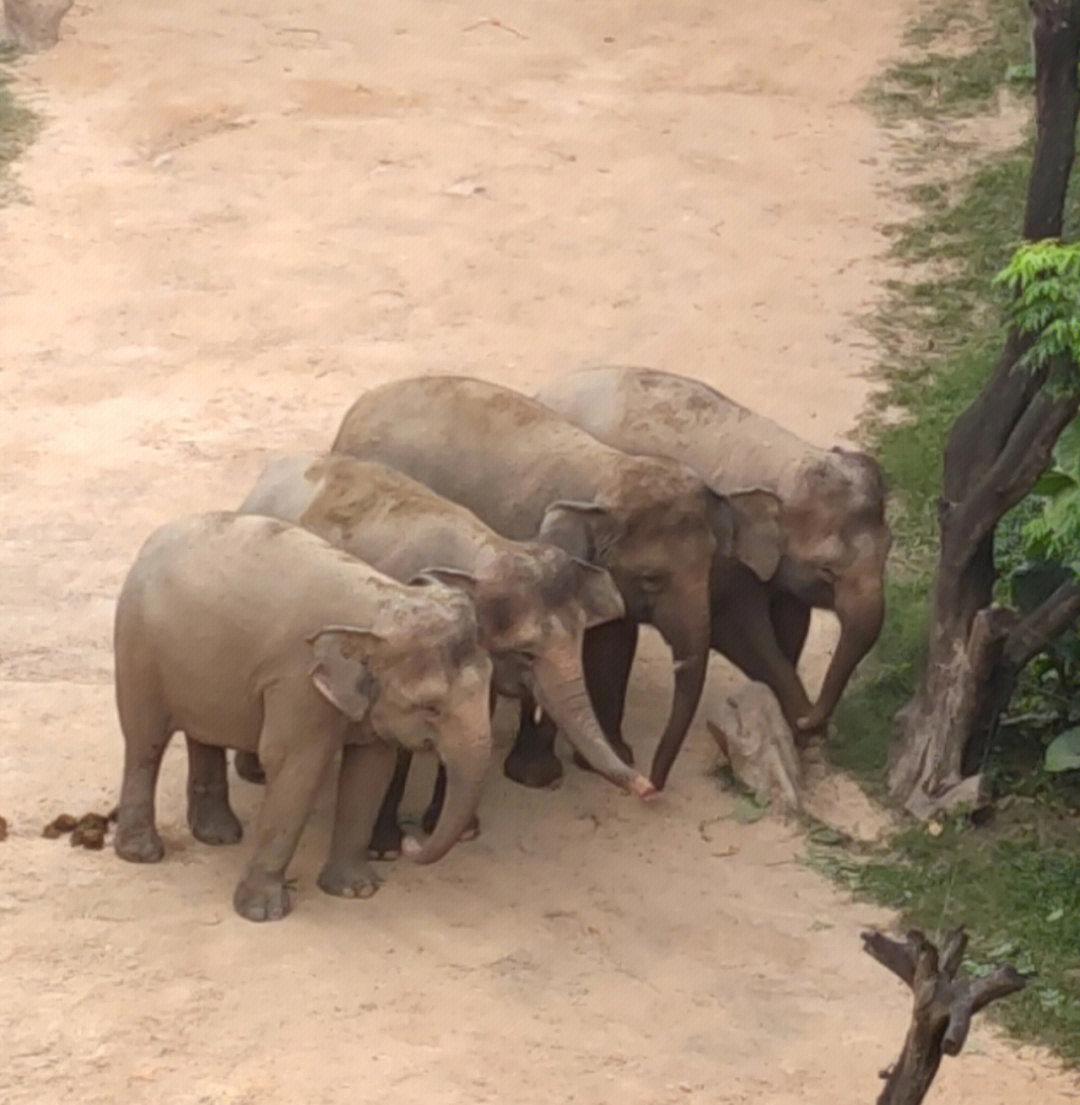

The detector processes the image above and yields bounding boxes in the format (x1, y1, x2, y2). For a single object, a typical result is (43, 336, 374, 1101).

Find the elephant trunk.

(403, 720, 492, 865)
(648, 599, 712, 790)
(532, 657, 657, 799)
(797, 575, 885, 732)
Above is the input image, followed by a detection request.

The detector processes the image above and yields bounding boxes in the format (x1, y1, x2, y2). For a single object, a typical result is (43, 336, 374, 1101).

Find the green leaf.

(731, 793, 768, 823)
(1044, 727, 1080, 773)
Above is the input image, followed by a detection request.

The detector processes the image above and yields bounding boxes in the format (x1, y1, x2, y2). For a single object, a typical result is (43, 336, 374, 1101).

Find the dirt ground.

(2, 1, 1078, 1102)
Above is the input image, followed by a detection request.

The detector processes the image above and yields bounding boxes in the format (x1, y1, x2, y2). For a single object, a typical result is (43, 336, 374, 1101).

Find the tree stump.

(863, 927, 1027, 1105)
(3, 0, 73, 51)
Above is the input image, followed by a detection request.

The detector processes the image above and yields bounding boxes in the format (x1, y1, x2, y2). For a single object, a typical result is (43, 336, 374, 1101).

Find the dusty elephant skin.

(113, 512, 493, 921)
(535, 366, 891, 735)
(330, 376, 781, 790)
(237, 453, 654, 854)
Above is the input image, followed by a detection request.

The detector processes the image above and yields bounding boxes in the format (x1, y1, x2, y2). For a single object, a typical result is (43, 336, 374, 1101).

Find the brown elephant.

(113, 512, 493, 921)
(330, 376, 782, 789)
(236, 453, 655, 854)
(535, 366, 891, 736)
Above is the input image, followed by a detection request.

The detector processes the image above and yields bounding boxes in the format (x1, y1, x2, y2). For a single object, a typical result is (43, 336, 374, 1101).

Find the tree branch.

(1004, 580, 1080, 667)
(943, 391, 1078, 571)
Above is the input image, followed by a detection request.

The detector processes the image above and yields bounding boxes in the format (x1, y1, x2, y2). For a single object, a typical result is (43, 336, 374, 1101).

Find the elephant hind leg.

(114, 678, 172, 864)
(185, 738, 243, 845)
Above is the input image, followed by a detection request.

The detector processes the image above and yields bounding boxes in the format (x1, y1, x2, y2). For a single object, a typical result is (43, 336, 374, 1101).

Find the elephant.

(113, 512, 493, 922)
(534, 366, 891, 736)
(236, 453, 655, 854)
(330, 376, 783, 790)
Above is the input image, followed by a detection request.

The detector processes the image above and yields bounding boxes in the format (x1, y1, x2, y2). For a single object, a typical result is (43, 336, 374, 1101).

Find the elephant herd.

(112, 366, 891, 921)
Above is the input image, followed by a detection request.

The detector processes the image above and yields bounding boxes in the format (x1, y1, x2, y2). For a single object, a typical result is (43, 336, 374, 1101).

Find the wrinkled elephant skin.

(113, 512, 492, 921)
(535, 366, 890, 735)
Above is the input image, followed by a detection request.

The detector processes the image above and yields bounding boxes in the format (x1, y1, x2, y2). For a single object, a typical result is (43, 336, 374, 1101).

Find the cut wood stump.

(3, 0, 73, 50)
(704, 680, 801, 809)
(862, 927, 1027, 1105)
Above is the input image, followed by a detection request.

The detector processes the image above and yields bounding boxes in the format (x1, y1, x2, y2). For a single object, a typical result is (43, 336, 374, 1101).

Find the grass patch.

(822, 0, 1080, 1066)
(0, 44, 37, 197)
(808, 811, 1080, 1065)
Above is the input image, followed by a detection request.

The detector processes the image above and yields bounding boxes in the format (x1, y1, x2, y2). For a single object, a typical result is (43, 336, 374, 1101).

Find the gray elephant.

(534, 366, 891, 735)
(236, 453, 655, 853)
(330, 376, 782, 790)
(113, 512, 493, 921)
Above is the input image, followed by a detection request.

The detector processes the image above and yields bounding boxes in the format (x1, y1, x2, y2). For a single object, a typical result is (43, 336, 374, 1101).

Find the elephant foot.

(368, 818, 404, 861)
(421, 805, 480, 840)
(317, 859, 381, 899)
(234, 750, 266, 784)
(114, 821, 164, 864)
(233, 871, 291, 922)
(188, 793, 243, 846)
(503, 747, 563, 789)
(572, 735, 634, 773)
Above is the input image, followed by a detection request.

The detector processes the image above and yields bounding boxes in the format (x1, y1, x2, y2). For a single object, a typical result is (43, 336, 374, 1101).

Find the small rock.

(0, 815, 7, 841)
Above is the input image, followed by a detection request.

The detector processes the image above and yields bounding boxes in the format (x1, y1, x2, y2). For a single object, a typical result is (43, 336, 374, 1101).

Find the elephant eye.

(638, 571, 668, 594)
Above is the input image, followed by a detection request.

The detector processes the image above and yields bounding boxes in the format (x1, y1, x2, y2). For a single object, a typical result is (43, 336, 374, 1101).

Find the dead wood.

(863, 927, 1027, 1105)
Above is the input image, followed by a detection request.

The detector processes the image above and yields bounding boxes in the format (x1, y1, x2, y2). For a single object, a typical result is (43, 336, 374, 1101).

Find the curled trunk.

(403, 733, 491, 864)
(533, 660, 656, 798)
(649, 630, 711, 790)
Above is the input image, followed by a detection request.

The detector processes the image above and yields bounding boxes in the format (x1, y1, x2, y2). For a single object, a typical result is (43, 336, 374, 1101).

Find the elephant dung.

(704, 681, 802, 810)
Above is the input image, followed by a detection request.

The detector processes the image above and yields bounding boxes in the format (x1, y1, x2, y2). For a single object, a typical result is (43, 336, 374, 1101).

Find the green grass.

(808, 813, 1080, 1065)
(820, 0, 1080, 1067)
(0, 44, 37, 197)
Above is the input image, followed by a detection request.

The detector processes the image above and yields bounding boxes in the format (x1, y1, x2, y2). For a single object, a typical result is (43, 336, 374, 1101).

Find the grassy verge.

(0, 44, 37, 197)
(821, 0, 1080, 1066)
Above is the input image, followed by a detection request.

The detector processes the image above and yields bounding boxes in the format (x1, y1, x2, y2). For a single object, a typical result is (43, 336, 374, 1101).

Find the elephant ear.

(727, 488, 784, 582)
(537, 501, 611, 562)
(569, 558, 626, 627)
(409, 567, 480, 601)
(308, 627, 383, 721)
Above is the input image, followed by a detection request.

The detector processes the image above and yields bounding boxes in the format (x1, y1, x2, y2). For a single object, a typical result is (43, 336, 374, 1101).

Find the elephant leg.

(234, 749, 266, 784)
(233, 685, 339, 922)
(421, 763, 480, 840)
(503, 690, 563, 788)
(185, 737, 243, 845)
(318, 740, 399, 899)
(114, 682, 172, 864)
(369, 748, 412, 859)
(711, 578, 814, 733)
(579, 616, 638, 766)
(770, 591, 812, 665)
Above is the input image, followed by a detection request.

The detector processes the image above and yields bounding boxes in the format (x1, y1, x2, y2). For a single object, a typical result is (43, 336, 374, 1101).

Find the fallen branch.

(862, 927, 1027, 1105)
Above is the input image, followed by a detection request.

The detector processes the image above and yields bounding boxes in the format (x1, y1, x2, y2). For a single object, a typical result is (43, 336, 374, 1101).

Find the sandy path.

(1, 1, 1076, 1101)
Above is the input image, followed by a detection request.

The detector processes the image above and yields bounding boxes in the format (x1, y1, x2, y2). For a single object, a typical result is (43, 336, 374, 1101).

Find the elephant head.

(415, 548, 655, 798)
(536, 462, 734, 789)
(774, 447, 890, 730)
(308, 590, 493, 864)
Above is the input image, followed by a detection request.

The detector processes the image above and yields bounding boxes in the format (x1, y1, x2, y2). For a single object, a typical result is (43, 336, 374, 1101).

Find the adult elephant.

(331, 376, 781, 790)
(535, 366, 890, 736)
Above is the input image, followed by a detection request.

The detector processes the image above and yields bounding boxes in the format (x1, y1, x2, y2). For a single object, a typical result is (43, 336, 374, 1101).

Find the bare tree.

(889, 0, 1080, 818)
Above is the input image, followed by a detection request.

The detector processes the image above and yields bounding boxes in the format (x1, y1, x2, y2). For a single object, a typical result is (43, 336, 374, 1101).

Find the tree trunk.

(889, 0, 1080, 817)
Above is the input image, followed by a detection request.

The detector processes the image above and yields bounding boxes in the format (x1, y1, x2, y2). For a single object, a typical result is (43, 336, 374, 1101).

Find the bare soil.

(2, 2, 1077, 1102)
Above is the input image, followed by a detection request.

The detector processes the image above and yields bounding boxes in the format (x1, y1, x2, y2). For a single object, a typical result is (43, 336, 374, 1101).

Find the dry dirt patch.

(1, 2, 1077, 1102)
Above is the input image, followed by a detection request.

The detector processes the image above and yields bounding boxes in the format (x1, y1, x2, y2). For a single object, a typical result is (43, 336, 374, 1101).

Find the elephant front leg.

(368, 748, 412, 859)
(185, 737, 243, 845)
(711, 576, 814, 736)
(234, 691, 340, 922)
(579, 617, 638, 766)
(319, 740, 399, 897)
(503, 691, 563, 788)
